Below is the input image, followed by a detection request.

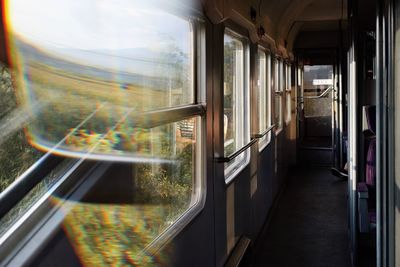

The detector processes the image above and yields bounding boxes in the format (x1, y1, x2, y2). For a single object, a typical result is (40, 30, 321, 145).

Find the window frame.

(0, 10, 207, 265)
(222, 28, 251, 183)
(285, 63, 292, 125)
(274, 58, 284, 135)
(256, 47, 272, 151)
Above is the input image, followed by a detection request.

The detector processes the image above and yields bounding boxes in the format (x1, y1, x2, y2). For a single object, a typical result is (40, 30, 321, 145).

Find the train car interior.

(0, 0, 399, 266)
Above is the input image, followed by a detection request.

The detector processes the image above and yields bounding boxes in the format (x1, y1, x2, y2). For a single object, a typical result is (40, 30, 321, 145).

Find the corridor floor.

(245, 167, 351, 267)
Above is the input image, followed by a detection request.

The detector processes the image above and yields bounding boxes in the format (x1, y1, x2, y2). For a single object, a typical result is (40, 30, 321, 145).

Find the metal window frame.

(378, 0, 395, 266)
(222, 25, 251, 183)
(273, 58, 284, 135)
(256, 47, 273, 151)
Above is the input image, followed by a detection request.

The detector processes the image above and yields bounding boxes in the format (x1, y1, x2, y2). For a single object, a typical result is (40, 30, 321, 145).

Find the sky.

(7, 0, 193, 67)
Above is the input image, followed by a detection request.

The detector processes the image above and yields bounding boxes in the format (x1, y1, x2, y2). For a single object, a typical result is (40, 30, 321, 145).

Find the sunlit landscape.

(0, 1, 199, 264)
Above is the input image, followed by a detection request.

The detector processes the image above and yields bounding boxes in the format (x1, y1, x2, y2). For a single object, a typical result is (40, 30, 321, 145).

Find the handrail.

(216, 125, 275, 163)
(0, 155, 64, 219)
(135, 104, 206, 128)
(303, 86, 333, 99)
(215, 138, 258, 163)
(252, 124, 275, 139)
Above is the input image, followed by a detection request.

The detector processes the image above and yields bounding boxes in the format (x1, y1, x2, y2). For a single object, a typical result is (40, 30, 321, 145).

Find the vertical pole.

(348, 0, 359, 263)
(376, 1, 385, 265)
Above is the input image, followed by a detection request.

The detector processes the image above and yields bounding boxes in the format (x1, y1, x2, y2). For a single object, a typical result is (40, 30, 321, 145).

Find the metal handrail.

(303, 86, 333, 99)
(252, 124, 275, 139)
(216, 124, 275, 163)
(135, 104, 206, 127)
(215, 138, 258, 163)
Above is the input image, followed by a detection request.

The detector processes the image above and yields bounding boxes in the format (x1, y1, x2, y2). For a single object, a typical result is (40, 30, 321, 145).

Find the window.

(223, 31, 250, 181)
(274, 59, 283, 133)
(298, 67, 304, 112)
(285, 64, 292, 124)
(3, 2, 205, 264)
(298, 66, 303, 87)
(257, 48, 272, 150)
(303, 65, 333, 118)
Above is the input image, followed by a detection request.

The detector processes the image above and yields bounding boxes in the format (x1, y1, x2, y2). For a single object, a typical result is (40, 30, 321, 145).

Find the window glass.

(274, 96, 282, 132)
(285, 64, 292, 124)
(303, 65, 333, 117)
(286, 91, 292, 124)
(286, 64, 291, 91)
(223, 32, 249, 179)
(51, 117, 201, 266)
(302, 65, 333, 148)
(257, 49, 271, 149)
(274, 59, 283, 133)
(280, 61, 285, 92)
(4, 1, 204, 264)
(8, 0, 194, 161)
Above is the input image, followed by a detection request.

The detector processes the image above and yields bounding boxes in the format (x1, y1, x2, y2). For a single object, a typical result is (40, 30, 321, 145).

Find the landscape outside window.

(0, 64, 43, 193)
(2, 0, 201, 265)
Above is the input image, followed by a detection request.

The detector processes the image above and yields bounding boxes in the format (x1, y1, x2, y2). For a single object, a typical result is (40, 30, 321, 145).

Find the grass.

(0, 64, 43, 193)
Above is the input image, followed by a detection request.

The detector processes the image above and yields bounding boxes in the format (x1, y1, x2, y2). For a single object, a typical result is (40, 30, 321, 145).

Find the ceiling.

(255, 0, 348, 49)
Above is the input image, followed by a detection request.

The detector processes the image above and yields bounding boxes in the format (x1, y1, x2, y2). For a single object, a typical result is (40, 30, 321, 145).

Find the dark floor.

(300, 136, 332, 148)
(245, 167, 351, 267)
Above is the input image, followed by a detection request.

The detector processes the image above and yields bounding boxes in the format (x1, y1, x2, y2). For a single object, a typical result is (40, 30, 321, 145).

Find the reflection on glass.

(6, 0, 194, 161)
(223, 33, 248, 176)
(52, 117, 199, 266)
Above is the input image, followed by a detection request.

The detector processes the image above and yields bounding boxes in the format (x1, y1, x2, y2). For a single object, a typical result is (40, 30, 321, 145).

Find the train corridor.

(244, 166, 351, 267)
